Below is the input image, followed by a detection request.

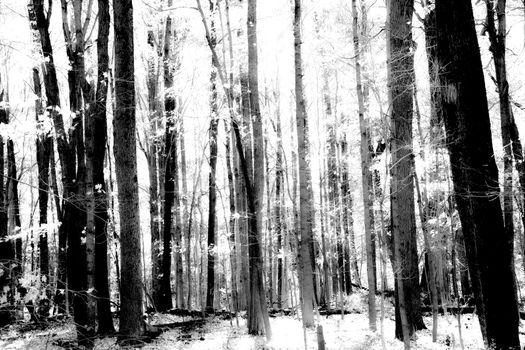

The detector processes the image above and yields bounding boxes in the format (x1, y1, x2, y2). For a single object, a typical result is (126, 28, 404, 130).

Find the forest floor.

(1, 291, 523, 349)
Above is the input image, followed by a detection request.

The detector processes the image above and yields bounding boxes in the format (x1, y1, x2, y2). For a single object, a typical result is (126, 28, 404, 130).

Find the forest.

(0, 0, 525, 349)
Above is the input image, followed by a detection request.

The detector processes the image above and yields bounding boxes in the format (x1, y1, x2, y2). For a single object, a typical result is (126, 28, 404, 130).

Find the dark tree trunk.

(206, 0, 219, 313)
(33, 68, 51, 283)
(245, 0, 272, 336)
(158, 15, 176, 313)
(113, 0, 144, 342)
(435, 0, 520, 347)
(387, 0, 425, 340)
(274, 94, 284, 310)
(93, 0, 114, 333)
(146, 30, 162, 309)
(0, 91, 11, 303)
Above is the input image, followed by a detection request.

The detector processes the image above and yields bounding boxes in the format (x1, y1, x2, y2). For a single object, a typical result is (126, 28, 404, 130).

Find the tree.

(435, 0, 520, 347)
(113, 0, 144, 342)
(293, 0, 316, 328)
(92, 0, 114, 333)
(33, 68, 51, 286)
(386, 0, 425, 341)
(351, 0, 376, 330)
(206, 0, 219, 313)
(246, 0, 272, 336)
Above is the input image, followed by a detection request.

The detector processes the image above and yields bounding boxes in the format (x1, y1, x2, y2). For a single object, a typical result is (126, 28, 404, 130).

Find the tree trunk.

(113, 0, 144, 342)
(387, 0, 425, 340)
(146, 30, 162, 310)
(33, 68, 51, 284)
(245, 0, 272, 337)
(293, 0, 316, 328)
(206, 0, 219, 313)
(88, 0, 114, 333)
(352, 0, 376, 330)
(274, 90, 285, 310)
(435, 0, 520, 347)
(0, 90, 12, 306)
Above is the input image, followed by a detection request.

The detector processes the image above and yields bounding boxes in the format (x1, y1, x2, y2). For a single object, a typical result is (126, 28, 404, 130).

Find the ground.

(1, 292, 523, 349)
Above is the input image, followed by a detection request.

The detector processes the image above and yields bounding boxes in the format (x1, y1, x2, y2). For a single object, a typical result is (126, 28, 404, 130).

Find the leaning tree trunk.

(387, 0, 425, 340)
(435, 0, 520, 347)
(113, 0, 144, 343)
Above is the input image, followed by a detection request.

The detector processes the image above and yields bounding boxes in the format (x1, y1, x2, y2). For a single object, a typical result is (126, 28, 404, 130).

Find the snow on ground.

(1, 293, 524, 349)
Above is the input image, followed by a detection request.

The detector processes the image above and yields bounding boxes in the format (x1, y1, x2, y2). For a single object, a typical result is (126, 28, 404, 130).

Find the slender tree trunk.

(206, 0, 219, 313)
(293, 0, 316, 328)
(340, 137, 355, 293)
(352, 0, 376, 329)
(113, 0, 144, 342)
(33, 68, 51, 284)
(146, 30, 162, 309)
(93, 0, 113, 332)
(225, 122, 238, 312)
(0, 91, 11, 306)
(435, 0, 519, 347)
(274, 91, 285, 310)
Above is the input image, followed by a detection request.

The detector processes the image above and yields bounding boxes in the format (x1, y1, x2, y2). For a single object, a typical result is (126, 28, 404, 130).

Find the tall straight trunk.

(180, 116, 191, 308)
(340, 137, 355, 293)
(206, 0, 219, 312)
(159, 12, 178, 312)
(173, 115, 183, 309)
(225, 122, 238, 312)
(387, 0, 425, 340)
(264, 137, 274, 307)
(33, 68, 51, 283)
(160, 121, 175, 312)
(7, 140, 21, 279)
(146, 30, 162, 309)
(293, 0, 315, 328)
(319, 162, 331, 309)
(435, 0, 519, 347)
(238, 76, 251, 311)
(244, 0, 271, 336)
(274, 91, 285, 309)
(84, 82, 97, 348)
(113, 0, 144, 342)
(485, 0, 516, 301)
(93, 0, 114, 332)
(0, 91, 11, 303)
(352, 0, 376, 329)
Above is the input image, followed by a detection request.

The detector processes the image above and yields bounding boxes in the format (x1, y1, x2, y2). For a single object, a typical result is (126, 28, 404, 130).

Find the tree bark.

(352, 0, 376, 330)
(387, 0, 425, 340)
(206, 0, 219, 313)
(33, 68, 51, 284)
(113, 0, 144, 342)
(435, 0, 520, 347)
(246, 0, 272, 336)
(293, 0, 316, 328)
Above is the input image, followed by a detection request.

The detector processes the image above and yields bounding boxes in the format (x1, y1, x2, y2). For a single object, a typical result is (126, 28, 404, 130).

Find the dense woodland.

(0, 0, 525, 349)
